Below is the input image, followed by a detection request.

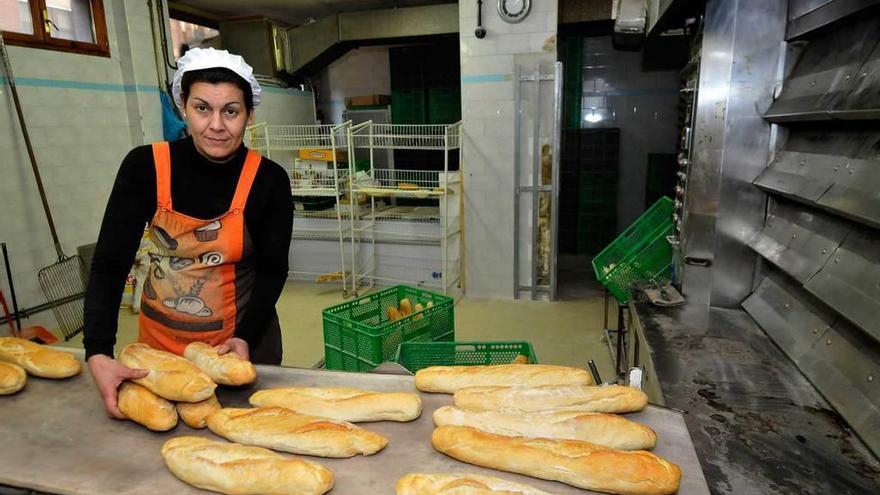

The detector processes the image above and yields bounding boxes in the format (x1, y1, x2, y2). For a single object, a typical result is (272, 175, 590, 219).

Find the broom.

(1, 34, 87, 341)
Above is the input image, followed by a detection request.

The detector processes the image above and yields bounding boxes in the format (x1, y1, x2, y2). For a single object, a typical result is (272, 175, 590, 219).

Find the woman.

(84, 48, 293, 418)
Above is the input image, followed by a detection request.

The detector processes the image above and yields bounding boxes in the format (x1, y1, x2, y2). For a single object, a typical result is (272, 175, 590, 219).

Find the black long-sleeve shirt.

(83, 137, 292, 359)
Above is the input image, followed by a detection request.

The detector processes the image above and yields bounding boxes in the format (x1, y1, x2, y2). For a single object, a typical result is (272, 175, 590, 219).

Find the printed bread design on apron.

(138, 142, 263, 355)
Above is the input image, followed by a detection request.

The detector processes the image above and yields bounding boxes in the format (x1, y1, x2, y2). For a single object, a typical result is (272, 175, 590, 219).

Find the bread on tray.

(433, 406, 656, 450)
(117, 343, 216, 403)
(162, 436, 334, 495)
(415, 364, 593, 394)
(396, 473, 556, 495)
(249, 386, 422, 422)
(454, 384, 648, 414)
(177, 393, 222, 429)
(432, 425, 681, 495)
(118, 381, 178, 431)
(206, 407, 388, 458)
(184, 342, 257, 386)
(0, 361, 26, 395)
(0, 337, 80, 379)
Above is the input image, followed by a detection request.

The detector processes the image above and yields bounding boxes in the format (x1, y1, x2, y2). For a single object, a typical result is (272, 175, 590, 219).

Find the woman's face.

(184, 81, 251, 161)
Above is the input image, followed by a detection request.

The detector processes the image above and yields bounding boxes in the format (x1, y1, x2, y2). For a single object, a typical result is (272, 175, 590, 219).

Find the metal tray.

(0, 350, 709, 494)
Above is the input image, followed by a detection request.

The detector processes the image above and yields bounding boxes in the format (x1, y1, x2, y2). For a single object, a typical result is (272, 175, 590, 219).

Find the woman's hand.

(87, 354, 149, 419)
(217, 337, 250, 361)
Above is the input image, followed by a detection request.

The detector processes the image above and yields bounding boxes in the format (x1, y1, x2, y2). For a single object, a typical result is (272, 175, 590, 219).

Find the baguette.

(177, 394, 222, 429)
(433, 406, 656, 450)
(117, 343, 216, 402)
(415, 364, 593, 394)
(184, 342, 257, 386)
(396, 473, 556, 495)
(161, 436, 334, 495)
(432, 426, 681, 495)
(249, 387, 422, 422)
(454, 385, 648, 414)
(206, 407, 388, 458)
(0, 337, 81, 379)
(118, 381, 178, 431)
(0, 362, 26, 395)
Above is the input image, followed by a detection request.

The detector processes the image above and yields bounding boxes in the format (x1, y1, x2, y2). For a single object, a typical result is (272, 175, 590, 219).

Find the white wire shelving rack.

(246, 121, 356, 296)
(347, 122, 463, 296)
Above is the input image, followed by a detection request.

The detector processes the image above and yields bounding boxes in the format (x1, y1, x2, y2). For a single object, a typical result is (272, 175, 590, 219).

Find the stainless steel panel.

(788, 0, 833, 21)
(707, 0, 786, 307)
(805, 228, 880, 343)
(765, 17, 879, 122)
(753, 151, 837, 201)
(797, 322, 880, 455)
(748, 199, 850, 283)
(831, 35, 880, 117)
(816, 156, 880, 229)
(681, 0, 735, 263)
(787, 0, 880, 40)
(742, 271, 835, 362)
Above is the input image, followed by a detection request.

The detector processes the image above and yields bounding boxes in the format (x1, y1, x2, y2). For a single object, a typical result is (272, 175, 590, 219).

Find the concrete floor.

(61, 280, 615, 378)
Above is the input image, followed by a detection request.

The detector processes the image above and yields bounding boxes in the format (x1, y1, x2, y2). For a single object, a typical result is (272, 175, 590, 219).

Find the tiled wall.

(315, 46, 391, 124)
(0, 1, 161, 332)
(578, 36, 679, 230)
(459, 2, 557, 298)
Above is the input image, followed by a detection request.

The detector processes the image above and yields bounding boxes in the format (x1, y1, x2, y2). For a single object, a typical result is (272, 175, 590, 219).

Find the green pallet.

(322, 285, 454, 372)
(395, 341, 537, 373)
(592, 197, 674, 303)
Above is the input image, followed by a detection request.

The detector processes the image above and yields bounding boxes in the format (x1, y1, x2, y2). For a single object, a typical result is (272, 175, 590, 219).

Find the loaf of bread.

(415, 364, 593, 394)
(432, 426, 681, 495)
(249, 387, 422, 423)
(396, 473, 556, 495)
(0, 362, 26, 395)
(184, 342, 257, 386)
(161, 436, 334, 495)
(177, 394, 222, 429)
(206, 407, 388, 458)
(511, 355, 529, 364)
(118, 381, 178, 431)
(454, 385, 648, 414)
(433, 406, 656, 450)
(117, 343, 216, 402)
(0, 337, 81, 379)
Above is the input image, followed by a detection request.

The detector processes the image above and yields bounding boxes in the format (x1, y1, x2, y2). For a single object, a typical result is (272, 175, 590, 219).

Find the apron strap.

(151, 142, 173, 210)
(229, 150, 263, 214)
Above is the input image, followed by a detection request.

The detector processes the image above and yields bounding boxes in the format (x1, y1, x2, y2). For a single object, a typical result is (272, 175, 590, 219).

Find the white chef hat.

(172, 47, 262, 109)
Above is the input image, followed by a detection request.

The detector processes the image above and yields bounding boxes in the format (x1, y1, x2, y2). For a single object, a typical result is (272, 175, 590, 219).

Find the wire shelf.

(247, 122, 351, 151)
(290, 169, 349, 196)
(352, 122, 461, 150)
(353, 169, 457, 198)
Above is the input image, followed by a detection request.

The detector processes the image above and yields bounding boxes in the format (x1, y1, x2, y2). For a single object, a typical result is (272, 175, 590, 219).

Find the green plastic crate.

(323, 285, 454, 372)
(592, 197, 675, 303)
(395, 341, 537, 373)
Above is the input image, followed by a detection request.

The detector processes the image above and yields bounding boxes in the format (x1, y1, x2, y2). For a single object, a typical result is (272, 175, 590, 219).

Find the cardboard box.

(345, 94, 392, 108)
(298, 148, 348, 162)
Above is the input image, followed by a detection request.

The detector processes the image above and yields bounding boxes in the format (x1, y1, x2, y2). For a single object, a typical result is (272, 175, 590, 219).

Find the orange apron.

(138, 142, 261, 355)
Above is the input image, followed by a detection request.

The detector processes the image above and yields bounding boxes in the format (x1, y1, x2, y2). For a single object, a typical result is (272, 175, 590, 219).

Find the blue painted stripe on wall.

(462, 74, 510, 84)
(0, 76, 159, 93)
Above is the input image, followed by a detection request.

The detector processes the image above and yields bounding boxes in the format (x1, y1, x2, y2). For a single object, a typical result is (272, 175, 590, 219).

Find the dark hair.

(180, 67, 254, 111)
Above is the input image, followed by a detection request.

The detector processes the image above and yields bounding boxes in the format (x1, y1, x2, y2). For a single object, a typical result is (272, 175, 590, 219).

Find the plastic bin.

(322, 285, 454, 371)
(592, 197, 675, 303)
(395, 341, 537, 373)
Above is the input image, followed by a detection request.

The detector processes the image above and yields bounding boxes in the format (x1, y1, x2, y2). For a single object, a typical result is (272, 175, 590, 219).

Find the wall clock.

(497, 0, 531, 24)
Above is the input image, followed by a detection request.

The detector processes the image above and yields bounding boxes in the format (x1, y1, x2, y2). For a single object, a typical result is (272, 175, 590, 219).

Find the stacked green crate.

(576, 129, 619, 256)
